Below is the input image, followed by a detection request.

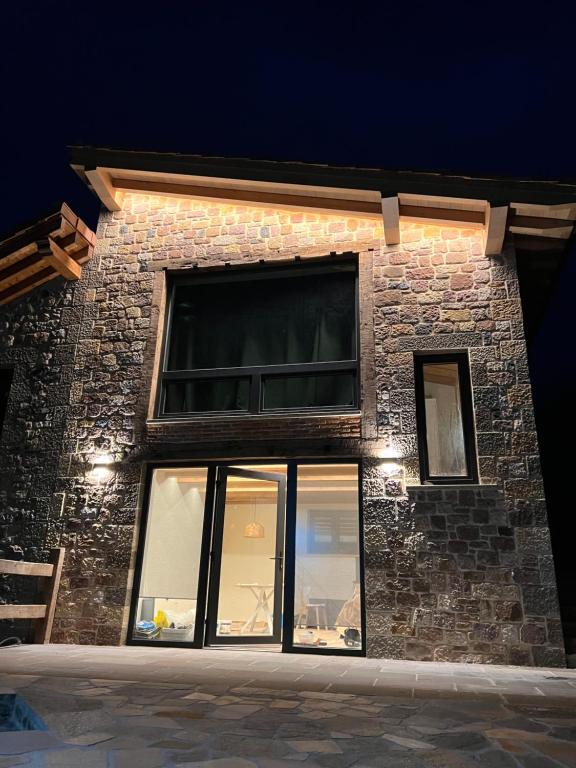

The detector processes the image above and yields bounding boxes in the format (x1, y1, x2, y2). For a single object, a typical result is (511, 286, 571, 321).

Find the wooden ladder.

(0, 548, 65, 643)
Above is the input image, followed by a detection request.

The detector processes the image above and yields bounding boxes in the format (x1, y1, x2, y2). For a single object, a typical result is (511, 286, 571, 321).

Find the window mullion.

(249, 374, 261, 413)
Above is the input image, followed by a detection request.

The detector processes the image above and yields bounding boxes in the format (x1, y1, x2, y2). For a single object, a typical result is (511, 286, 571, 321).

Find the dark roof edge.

(0, 204, 65, 249)
(68, 145, 576, 206)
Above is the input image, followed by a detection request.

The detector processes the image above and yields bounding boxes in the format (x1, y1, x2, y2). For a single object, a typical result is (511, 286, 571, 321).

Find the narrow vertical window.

(414, 353, 478, 484)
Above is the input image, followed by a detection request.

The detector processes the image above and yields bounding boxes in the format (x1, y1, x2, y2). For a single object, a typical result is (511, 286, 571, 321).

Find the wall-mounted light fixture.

(88, 453, 115, 483)
(375, 436, 401, 461)
(378, 459, 403, 477)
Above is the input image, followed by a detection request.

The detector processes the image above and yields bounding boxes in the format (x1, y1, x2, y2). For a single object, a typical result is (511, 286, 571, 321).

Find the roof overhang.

(0, 203, 96, 305)
(69, 146, 576, 256)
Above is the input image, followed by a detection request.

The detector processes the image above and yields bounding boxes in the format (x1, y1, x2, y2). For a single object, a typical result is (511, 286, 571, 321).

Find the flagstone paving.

(0, 646, 575, 766)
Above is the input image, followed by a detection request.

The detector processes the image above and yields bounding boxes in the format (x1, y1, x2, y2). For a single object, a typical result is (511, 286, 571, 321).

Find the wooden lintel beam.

(381, 196, 400, 245)
(86, 167, 122, 211)
(483, 204, 509, 256)
(509, 214, 576, 230)
(47, 238, 82, 280)
(399, 204, 485, 225)
(112, 177, 382, 216)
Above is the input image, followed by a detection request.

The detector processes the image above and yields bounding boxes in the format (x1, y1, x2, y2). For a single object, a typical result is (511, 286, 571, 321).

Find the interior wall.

(218, 501, 277, 620)
(140, 473, 206, 600)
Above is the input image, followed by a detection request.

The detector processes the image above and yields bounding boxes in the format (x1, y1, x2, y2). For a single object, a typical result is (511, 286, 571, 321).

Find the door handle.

(269, 555, 283, 571)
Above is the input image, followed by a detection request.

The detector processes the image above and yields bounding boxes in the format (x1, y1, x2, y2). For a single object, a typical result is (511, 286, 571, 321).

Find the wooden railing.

(0, 548, 65, 643)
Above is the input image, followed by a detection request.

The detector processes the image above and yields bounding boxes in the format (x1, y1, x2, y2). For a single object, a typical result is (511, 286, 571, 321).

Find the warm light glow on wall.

(88, 454, 115, 483)
(120, 192, 385, 232)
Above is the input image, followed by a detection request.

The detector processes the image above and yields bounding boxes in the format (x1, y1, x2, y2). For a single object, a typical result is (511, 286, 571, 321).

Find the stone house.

(1, 147, 575, 666)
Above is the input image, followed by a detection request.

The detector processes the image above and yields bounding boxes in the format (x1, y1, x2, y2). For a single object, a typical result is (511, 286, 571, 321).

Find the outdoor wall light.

(375, 438, 401, 460)
(88, 453, 115, 483)
(379, 459, 403, 477)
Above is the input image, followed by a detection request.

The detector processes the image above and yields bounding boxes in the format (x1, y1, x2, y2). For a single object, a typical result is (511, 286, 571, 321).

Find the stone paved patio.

(1, 645, 576, 766)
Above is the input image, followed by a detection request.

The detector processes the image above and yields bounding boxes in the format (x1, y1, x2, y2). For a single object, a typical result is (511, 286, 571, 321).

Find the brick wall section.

(0, 192, 563, 664)
(0, 280, 80, 639)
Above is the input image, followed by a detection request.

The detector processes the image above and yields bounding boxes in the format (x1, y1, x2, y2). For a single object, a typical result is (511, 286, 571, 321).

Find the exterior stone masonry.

(0, 280, 79, 614)
(0, 191, 564, 665)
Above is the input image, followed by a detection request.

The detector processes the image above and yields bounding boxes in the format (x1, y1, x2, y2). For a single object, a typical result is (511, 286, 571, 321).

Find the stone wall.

(47, 194, 385, 646)
(363, 477, 563, 665)
(0, 279, 80, 639)
(364, 225, 564, 665)
(0, 191, 564, 664)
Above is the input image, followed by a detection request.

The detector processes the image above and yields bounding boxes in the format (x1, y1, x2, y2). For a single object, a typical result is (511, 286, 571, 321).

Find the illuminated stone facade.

(0, 192, 564, 665)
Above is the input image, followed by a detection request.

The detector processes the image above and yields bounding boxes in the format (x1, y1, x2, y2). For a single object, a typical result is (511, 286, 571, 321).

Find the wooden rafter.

(0, 204, 94, 305)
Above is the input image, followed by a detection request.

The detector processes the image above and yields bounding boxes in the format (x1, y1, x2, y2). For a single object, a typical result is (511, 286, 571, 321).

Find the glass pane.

(133, 467, 208, 643)
(294, 464, 362, 650)
(163, 378, 249, 414)
(423, 362, 468, 476)
(262, 373, 355, 410)
(216, 472, 282, 638)
(167, 267, 356, 371)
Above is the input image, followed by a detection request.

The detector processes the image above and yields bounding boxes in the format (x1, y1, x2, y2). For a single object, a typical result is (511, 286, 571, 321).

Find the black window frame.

(414, 352, 478, 485)
(156, 258, 360, 419)
(126, 458, 367, 658)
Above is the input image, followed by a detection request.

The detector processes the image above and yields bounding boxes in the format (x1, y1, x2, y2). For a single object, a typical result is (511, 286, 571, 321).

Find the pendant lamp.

(244, 500, 265, 538)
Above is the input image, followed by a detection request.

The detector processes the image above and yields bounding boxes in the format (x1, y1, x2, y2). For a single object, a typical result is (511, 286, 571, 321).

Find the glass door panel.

(208, 468, 286, 644)
(131, 467, 210, 644)
(293, 464, 363, 651)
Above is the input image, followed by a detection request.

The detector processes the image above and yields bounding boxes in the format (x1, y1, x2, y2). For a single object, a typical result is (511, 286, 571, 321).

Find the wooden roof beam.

(85, 167, 123, 211)
(46, 238, 82, 280)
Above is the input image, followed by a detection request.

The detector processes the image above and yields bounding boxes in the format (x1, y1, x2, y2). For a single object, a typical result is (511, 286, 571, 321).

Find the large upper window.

(414, 353, 478, 484)
(158, 261, 358, 417)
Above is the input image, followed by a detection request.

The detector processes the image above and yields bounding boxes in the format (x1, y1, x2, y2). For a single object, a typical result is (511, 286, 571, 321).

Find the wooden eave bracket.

(483, 204, 509, 256)
(381, 196, 400, 245)
(46, 237, 82, 280)
(85, 167, 123, 211)
(0, 205, 95, 305)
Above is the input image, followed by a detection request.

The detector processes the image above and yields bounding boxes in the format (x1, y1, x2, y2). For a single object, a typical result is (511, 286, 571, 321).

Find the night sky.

(1, 4, 575, 597)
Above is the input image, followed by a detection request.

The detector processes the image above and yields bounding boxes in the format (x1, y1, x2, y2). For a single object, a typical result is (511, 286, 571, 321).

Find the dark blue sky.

(1, 2, 575, 233)
(0, 2, 575, 580)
